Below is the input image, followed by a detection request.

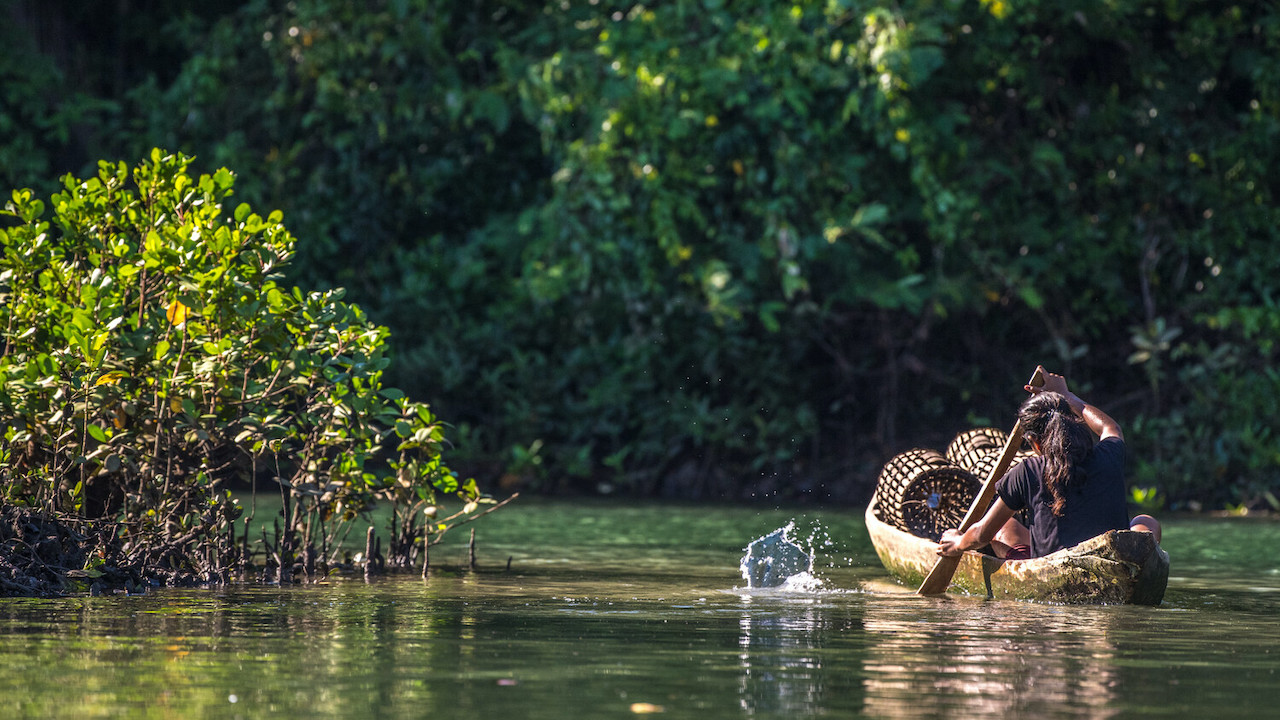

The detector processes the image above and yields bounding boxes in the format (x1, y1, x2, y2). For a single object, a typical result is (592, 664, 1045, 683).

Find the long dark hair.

(1018, 392, 1096, 517)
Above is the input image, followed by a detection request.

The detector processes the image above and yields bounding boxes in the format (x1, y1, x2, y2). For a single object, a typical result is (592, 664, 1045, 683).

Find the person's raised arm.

(1025, 366, 1123, 441)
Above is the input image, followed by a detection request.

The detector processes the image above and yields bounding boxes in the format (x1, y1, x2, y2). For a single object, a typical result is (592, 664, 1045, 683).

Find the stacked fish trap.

(874, 448, 980, 542)
(945, 427, 1034, 479)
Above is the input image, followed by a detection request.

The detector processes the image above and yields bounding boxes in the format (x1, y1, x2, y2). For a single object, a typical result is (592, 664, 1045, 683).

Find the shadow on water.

(0, 500, 1276, 719)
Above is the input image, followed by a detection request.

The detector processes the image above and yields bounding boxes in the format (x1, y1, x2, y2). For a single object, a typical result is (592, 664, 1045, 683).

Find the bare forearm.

(1063, 391, 1123, 440)
(938, 511, 1004, 556)
(952, 525, 989, 553)
(937, 523, 994, 558)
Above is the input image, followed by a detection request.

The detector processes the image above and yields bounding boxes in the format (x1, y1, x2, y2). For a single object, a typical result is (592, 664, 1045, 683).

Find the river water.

(1, 499, 1276, 718)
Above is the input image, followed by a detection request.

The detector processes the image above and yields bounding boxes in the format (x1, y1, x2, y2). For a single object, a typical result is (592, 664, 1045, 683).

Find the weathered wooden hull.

(865, 499, 1170, 605)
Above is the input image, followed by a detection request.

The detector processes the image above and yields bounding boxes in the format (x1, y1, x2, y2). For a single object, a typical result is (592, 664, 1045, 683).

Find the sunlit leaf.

(166, 299, 190, 327)
(94, 371, 128, 386)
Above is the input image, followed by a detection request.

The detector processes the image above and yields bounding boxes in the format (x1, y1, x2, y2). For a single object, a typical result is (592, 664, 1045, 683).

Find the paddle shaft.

(916, 368, 1044, 596)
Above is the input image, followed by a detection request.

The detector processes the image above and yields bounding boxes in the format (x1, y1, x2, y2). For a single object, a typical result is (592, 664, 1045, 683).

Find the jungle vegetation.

(3, 0, 1277, 529)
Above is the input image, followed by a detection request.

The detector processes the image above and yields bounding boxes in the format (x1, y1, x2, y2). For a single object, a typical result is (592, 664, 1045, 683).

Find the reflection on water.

(0, 502, 1276, 719)
(860, 600, 1122, 719)
(735, 597, 829, 716)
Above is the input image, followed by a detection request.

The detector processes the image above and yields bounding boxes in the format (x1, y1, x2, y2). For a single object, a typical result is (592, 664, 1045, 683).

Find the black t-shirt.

(996, 436, 1130, 557)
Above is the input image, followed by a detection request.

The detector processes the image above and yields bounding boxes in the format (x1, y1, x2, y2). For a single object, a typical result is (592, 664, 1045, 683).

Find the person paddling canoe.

(936, 366, 1161, 560)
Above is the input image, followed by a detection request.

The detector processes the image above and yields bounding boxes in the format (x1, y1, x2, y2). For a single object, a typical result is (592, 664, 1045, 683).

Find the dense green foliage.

(3, 0, 1278, 511)
(0, 151, 488, 581)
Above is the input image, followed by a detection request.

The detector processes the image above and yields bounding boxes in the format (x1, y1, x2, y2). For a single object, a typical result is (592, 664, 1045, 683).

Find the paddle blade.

(917, 554, 961, 596)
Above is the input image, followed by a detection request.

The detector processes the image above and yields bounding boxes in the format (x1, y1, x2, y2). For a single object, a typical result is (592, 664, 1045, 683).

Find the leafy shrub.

(0, 150, 486, 582)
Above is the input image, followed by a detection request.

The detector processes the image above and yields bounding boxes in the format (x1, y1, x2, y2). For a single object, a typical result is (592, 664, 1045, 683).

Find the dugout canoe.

(864, 497, 1170, 605)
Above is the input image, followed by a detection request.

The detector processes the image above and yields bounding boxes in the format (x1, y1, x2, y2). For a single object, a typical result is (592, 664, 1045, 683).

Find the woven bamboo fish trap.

(874, 448, 981, 541)
(946, 427, 1035, 481)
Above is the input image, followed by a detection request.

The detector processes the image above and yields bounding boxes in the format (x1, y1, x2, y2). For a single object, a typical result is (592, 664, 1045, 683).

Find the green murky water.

(1, 500, 1276, 718)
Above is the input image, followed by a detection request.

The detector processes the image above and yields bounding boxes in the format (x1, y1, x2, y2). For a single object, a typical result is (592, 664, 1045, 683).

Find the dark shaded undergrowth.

(0, 503, 172, 597)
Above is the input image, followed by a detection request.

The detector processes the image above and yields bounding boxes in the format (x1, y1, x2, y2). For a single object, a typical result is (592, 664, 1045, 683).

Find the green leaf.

(86, 424, 109, 443)
(266, 287, 285, 308)
(1019, 286, 1045, 310)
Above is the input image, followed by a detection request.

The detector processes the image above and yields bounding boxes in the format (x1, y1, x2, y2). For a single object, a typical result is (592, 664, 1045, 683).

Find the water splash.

(740, 521, 818, 589)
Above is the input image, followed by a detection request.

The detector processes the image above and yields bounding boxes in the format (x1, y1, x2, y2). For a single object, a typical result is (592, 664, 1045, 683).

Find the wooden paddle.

(916, 367, 1045, 596)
